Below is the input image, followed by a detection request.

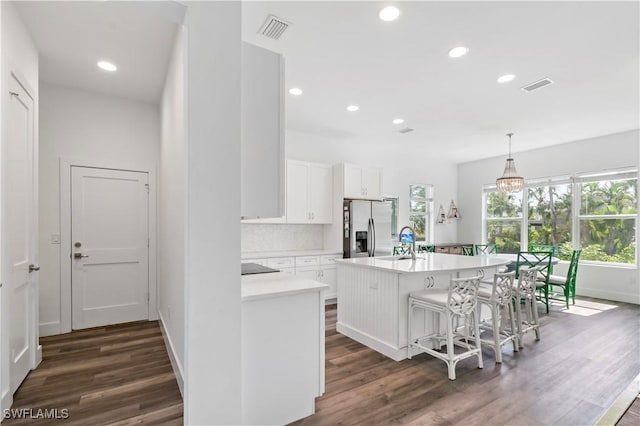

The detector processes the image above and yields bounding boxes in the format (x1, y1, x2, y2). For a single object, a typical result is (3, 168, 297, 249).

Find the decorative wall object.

(448, 200, 461, 219)
(436, 204, 447, 224)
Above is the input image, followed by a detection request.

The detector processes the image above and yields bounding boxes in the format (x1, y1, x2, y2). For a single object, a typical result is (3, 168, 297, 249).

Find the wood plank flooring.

(617, 395, 640, 426)
(4, 321, 183, 426)
(294, 298, 640, 426)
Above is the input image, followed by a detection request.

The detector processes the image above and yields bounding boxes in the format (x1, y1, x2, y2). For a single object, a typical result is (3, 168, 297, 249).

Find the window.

(409, 184, 433, 242)
(485, 190, 522, 253)
(384, 196, 399, 238)
(527, 181, 573, 259)
(482, 168, 638, 265)
(577, 173, 637, 264)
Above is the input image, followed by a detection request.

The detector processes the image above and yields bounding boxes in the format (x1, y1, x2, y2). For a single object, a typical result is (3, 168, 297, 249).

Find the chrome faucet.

(398, 226, 416, 260)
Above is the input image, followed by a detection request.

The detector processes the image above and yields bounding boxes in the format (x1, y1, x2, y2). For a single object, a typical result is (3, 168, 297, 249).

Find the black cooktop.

(241, 263, 280, 275)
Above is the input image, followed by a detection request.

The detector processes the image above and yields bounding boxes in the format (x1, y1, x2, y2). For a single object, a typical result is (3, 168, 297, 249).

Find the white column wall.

(183, 2, 242, 424)
(457, 130, 639, 304)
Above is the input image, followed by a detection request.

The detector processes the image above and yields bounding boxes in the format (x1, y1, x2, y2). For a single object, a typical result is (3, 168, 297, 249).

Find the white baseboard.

(158, 311, 184, 396)
(35, 345, 43, 367)
(39, 321, 61, 337)
(336, 322, 420, 361)
(577, 288, 640, 305)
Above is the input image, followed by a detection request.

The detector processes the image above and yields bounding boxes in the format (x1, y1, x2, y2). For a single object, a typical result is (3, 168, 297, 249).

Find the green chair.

(528, 244, 556, 273)
(474, 244, 498, 255)
(462, 246, 474, 256)
(417, 244, 435, 254)
(548, 249, 582, 309)
(393, 245, 410, 256)
(515, 251, 553, 314)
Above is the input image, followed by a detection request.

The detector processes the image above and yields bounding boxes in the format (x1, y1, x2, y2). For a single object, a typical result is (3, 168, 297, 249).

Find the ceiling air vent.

(521, 77, 554, 93)
(398, 127, 415, 134)
(258, 15, 291, 40)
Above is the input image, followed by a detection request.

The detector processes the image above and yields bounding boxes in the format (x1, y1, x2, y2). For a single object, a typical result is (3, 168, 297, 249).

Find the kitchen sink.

(375, 255, 420, 261)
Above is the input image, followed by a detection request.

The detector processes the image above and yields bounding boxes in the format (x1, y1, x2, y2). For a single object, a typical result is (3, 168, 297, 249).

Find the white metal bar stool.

(513, 267, 540, 346)
(477, 271, 518, 363)
(407, 275, 483, 380)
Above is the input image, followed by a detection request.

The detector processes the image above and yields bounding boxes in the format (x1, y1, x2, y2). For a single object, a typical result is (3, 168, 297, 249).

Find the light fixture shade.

(496, 158, 524, 192)
(496, 132, 524, 193)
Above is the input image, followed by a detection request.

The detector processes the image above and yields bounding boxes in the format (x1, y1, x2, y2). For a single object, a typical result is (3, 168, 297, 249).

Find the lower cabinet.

(295, 254, 341, 300)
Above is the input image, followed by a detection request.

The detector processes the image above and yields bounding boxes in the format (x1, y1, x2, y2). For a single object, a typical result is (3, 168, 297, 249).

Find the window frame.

(482, 167, 638, 267)
(409, 184, 434, 243)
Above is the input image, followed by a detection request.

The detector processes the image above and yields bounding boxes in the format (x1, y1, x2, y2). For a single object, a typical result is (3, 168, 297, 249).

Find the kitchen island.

(241, 272, 327, 425)
(335, 253, 511, 361)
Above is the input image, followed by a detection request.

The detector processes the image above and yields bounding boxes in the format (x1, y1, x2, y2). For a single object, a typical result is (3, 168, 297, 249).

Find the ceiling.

(12, 2, 639, 163)
(15, 1, 183, 104)
(242, 1, 639, 162)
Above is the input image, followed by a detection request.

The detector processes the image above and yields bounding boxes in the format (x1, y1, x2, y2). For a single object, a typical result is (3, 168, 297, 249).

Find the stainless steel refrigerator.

(343, 199, 393, 258)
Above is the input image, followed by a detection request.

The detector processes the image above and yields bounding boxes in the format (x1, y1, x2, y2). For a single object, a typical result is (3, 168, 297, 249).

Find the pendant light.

(496, 132, 524, 193)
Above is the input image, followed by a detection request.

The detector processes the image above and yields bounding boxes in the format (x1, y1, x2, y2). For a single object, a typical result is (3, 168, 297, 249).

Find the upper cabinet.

(241, 42, 284, 219)
(342, 163, 383, 200)
(286, 160, 333, 224)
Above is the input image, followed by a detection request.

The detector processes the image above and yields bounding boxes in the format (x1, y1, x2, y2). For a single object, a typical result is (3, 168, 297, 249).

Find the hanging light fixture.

(496, 132, 524, 193)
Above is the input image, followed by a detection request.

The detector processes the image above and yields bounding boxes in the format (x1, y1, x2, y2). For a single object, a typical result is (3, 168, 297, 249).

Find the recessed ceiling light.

(448, 46, 469, 58)
(379, 6, 400, 22)
(289, 87, 303, 96)
(497, 74, 516, 83)
(392, 118, 404, 124)
(97, 61, 117, 72)
(346, 105, 360, 112)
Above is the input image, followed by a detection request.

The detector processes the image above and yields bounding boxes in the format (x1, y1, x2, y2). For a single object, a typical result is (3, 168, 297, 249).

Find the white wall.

(158, 25, 185, 392)
(38, 83, 160, 336)
(182, 2, 242, 424)
(285, 129, 459, 251)
(457, 130, 639, 304)
(0, 0, 39, 411)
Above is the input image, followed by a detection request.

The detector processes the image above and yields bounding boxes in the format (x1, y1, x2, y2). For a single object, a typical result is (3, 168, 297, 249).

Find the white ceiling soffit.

(242, 1, 640, 163)
(15, 1, 184, 104)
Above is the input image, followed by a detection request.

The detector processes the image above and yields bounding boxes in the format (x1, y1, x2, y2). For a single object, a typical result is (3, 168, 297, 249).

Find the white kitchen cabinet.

(241, 42, 284, 219)
(342, 163, 383, 200)
(286, 160, 333, 224)
(295, 254, 340, 300)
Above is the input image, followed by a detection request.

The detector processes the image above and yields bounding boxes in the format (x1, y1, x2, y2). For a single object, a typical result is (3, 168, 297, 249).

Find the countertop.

(335, 253, 511, 274)
(242, 272, 329, 301)
(241, 249, 342, 260)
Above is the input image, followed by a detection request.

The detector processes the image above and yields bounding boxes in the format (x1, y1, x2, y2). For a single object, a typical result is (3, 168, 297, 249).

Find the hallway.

(4, 321, 182, 425)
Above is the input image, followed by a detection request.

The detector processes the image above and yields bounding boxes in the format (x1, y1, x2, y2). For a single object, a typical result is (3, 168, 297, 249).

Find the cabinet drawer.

(278, 267, 295, 275)
(296, 256, 320, 267)
(435, 247, 449, 254)
(320, 254, 342, 266)
(266, 257, 295, 268)
(449, 246, 462, 255)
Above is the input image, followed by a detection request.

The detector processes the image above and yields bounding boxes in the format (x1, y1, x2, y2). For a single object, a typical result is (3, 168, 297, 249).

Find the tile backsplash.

(241, 224, 324, 253)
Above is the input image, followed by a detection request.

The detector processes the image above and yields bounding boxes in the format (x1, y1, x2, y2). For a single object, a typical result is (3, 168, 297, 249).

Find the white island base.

(335, 254, 510, 361)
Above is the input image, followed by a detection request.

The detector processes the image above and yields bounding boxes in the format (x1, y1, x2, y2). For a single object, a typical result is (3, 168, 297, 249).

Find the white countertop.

(335, 253, 511, 274)
(241, 272, 329, 301)
(241, 249, 342, 260)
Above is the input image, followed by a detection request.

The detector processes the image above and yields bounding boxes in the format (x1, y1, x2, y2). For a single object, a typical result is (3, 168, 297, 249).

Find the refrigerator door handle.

(367, 218, 372, 257)
(371, 218, 376, 257)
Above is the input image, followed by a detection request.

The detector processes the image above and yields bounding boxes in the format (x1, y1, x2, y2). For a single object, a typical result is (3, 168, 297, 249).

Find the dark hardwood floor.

(294, 298, 640, 426)
(617, 395, 640, 426)
(4, 321, 183, 425)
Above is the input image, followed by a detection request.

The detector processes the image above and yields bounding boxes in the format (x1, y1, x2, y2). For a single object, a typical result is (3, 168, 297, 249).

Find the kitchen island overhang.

(335, 253, 512, 361)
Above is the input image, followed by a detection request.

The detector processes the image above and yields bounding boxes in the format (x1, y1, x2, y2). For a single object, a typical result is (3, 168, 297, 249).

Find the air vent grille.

(521, 77, 554, 93)
(258, 15, 291, 40)
(398, 127, 415, 134)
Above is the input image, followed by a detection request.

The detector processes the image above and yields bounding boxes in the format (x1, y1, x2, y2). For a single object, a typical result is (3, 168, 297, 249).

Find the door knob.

(28, 264, 40, 273)
(73, 253, 89, 259)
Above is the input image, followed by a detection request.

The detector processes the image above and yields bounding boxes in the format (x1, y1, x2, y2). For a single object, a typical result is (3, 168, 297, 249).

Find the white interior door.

(71, 167, 149, 329)
(7, 75, 36, 393)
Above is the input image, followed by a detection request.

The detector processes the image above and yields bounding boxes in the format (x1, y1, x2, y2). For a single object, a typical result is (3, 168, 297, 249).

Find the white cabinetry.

(286, 160, 332, 224)
(342, 163, 382, 200)
(241, 42, 284, 219)
(295, 254, 341, 299)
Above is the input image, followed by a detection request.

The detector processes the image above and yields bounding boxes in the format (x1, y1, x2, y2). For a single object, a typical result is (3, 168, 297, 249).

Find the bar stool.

(407, 275, 483, 380)
(513, 267, 540, 346)
(477, 271, 518, 363)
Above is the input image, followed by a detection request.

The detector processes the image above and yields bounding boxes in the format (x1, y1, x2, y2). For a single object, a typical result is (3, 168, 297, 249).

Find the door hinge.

(147, 292, 150, 302)
(147, 238, 150, 248)
(145, 183, 150, 194)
